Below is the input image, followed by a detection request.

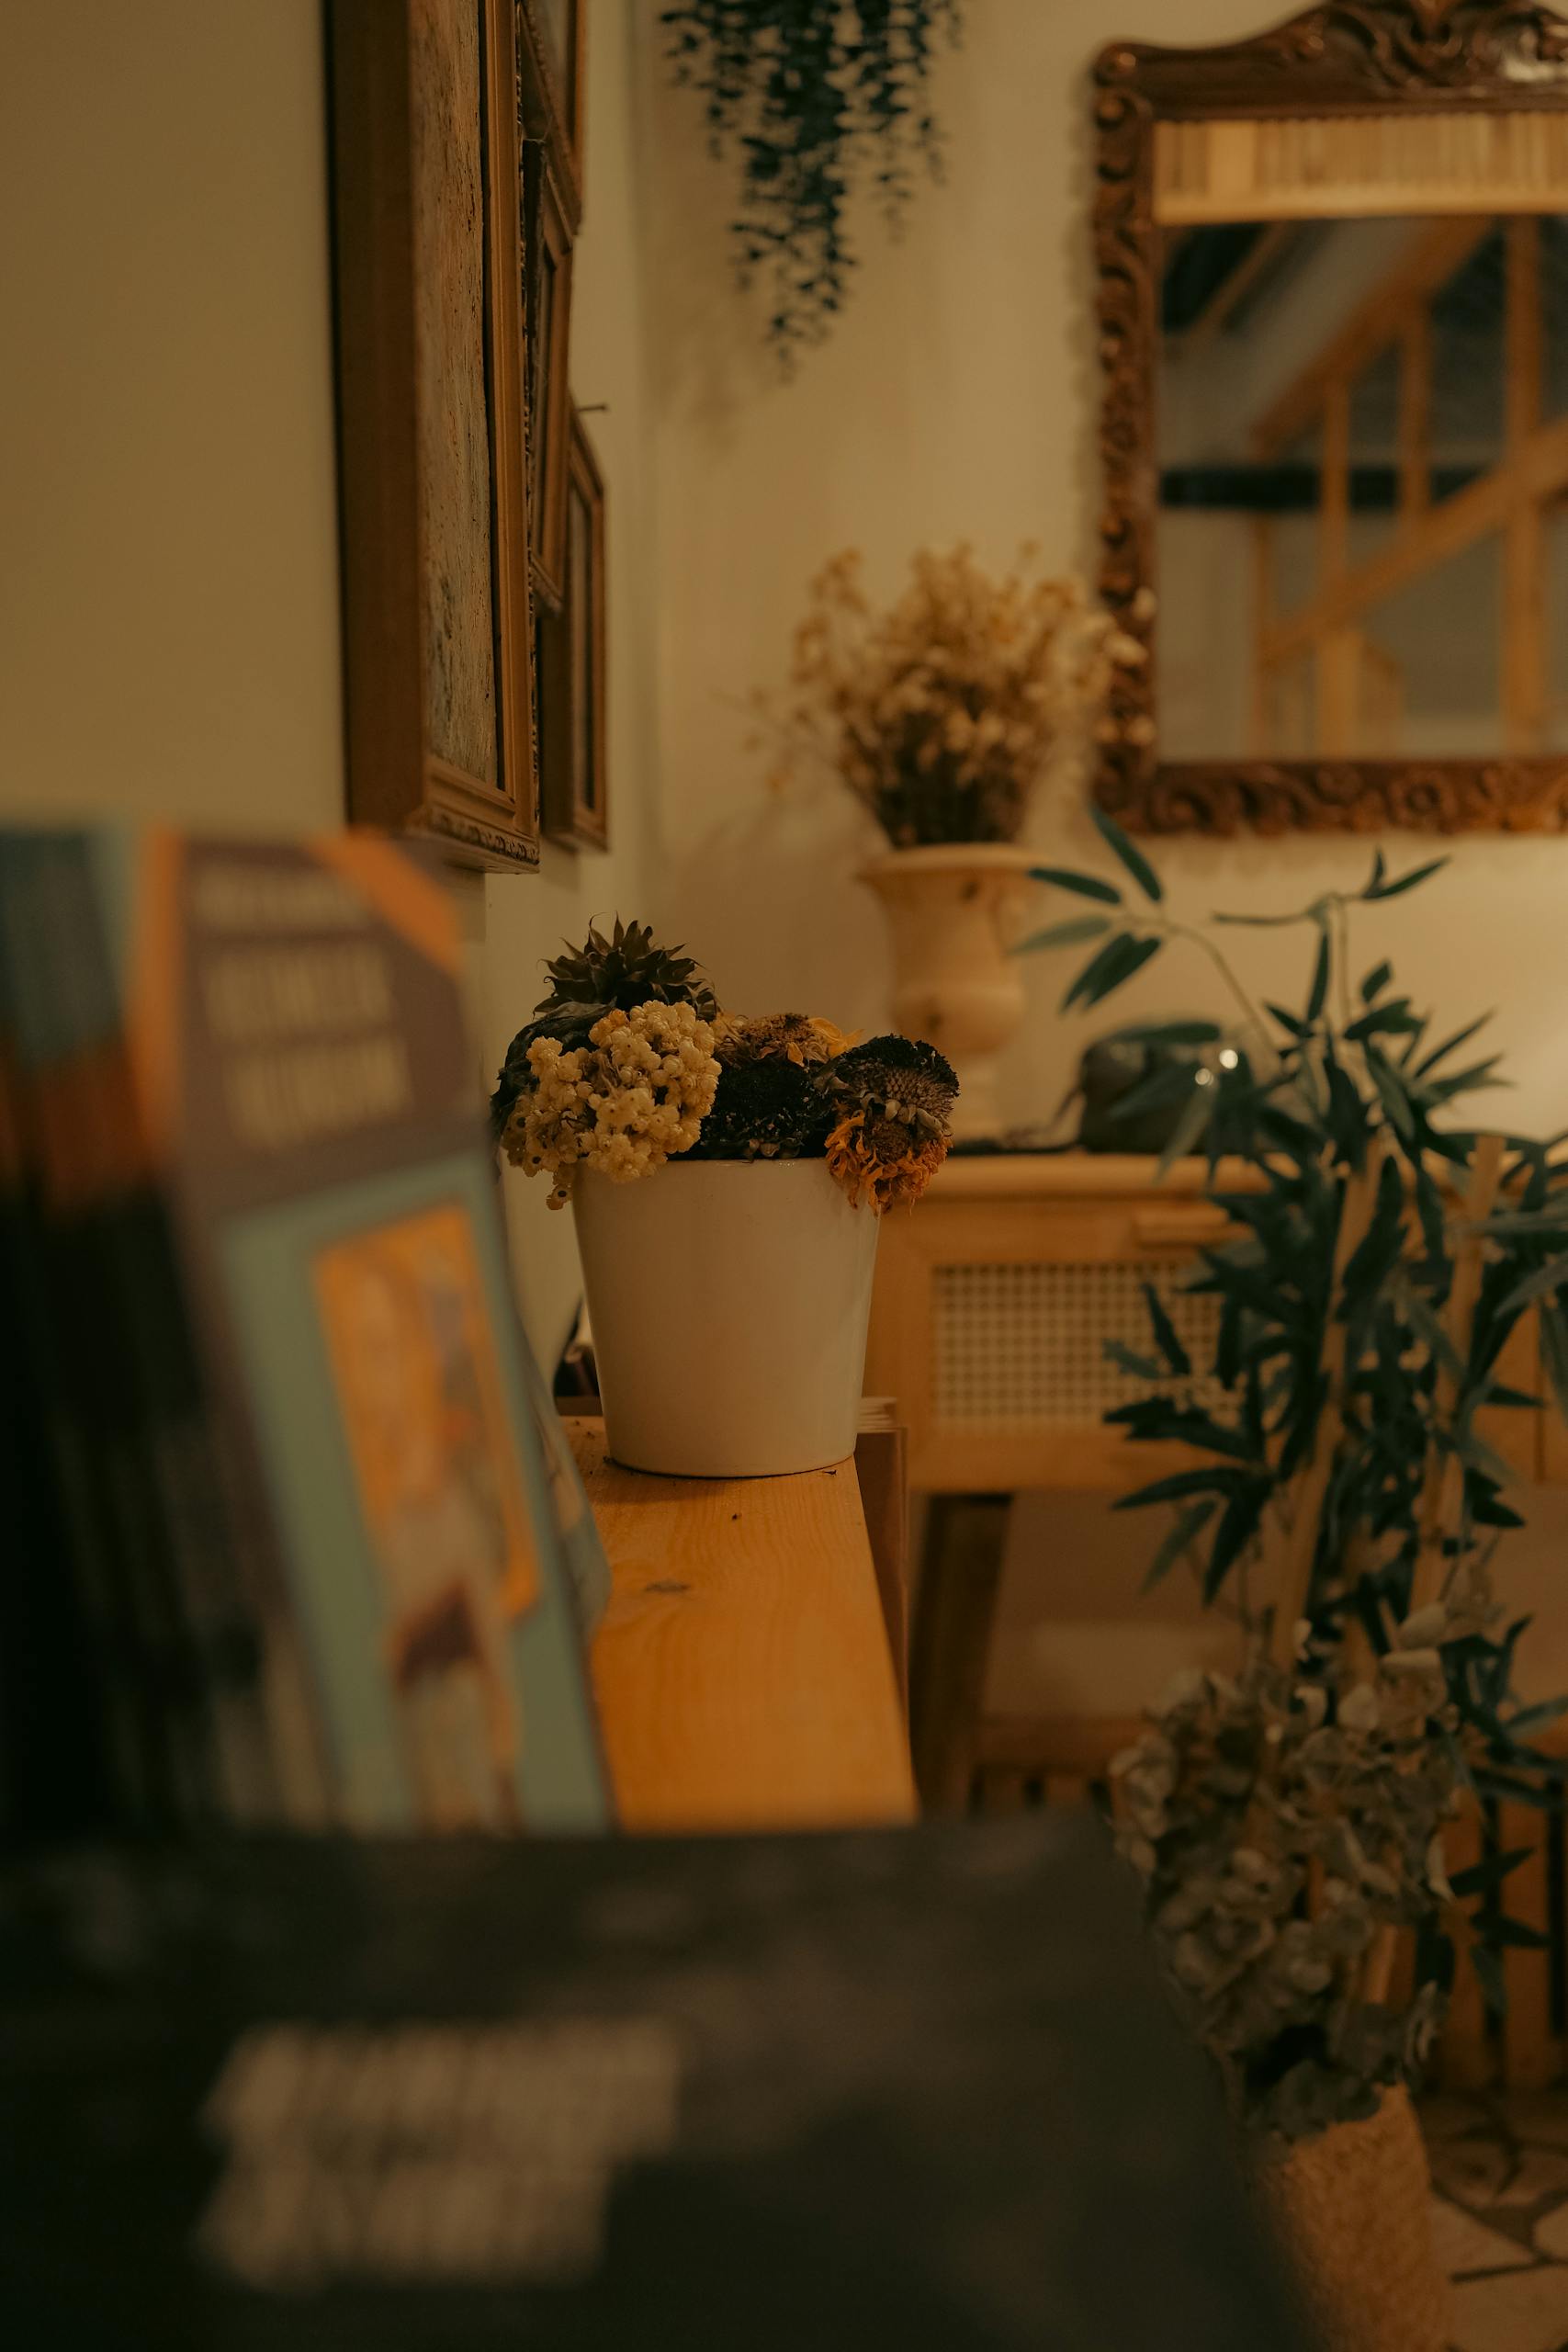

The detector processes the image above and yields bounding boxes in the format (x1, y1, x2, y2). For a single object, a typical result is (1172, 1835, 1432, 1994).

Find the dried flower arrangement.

(1020, 814, 1568, 2143)
(491, 919, 958, 1210)
(755, 547, 1145, 848)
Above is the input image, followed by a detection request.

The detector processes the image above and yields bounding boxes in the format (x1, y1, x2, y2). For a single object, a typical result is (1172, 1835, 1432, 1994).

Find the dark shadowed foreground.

(0, 1813, 1307, 2350)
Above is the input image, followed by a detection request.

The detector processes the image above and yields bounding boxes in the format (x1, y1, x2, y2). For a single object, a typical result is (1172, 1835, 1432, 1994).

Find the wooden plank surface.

(569, 1420, 915, 1832)
(918, 1153, 1265, 1203)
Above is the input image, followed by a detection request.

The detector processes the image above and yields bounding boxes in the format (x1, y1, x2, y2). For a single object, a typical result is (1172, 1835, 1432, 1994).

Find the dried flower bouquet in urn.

(753, 545, 1145, 847)
(491, 919, 958, 1209)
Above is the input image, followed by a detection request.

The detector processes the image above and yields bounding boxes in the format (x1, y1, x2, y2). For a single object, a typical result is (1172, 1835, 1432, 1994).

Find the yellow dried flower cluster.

(501, 1001, 719, 1208)
(758, 544, 1145, 845)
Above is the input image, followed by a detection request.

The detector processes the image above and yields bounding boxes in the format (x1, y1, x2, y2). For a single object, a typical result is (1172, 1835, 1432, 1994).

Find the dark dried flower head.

(691, 1056, 831, 1162)
(819, 1034, 959, 1141)
(716, 1012, 852, 1069)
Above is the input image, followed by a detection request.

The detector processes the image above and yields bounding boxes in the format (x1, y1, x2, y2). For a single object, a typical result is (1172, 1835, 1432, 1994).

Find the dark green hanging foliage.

(659, 0, 963, 360)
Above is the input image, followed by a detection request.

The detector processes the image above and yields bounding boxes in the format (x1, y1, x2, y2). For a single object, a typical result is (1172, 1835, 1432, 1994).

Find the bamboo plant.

(1018, 814, 1568, 2133)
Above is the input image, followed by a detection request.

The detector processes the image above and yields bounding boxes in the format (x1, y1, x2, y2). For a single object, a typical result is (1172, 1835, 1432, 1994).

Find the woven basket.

(1258, 2085, 1449, 2352)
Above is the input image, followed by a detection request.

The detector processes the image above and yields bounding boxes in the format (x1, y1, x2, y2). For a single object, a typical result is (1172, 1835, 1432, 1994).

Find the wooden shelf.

(567, 1419, 915, 1834)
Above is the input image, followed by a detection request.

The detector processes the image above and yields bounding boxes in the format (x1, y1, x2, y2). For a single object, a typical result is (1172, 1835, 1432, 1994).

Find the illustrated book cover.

(0, 827, 608, 1836)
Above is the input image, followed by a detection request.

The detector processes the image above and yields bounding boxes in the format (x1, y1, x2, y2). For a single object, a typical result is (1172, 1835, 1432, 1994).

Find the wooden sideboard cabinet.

(866, 1149, 1549, 1499)
(865, 1152, 1264, 1497)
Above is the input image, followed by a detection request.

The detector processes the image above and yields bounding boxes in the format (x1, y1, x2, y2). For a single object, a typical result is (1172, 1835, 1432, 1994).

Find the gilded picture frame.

(1092, 0, 1568, 836)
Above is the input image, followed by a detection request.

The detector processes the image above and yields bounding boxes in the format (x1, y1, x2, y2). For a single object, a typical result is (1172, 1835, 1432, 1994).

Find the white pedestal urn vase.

(858, 844, 1038, 1142)
(573, 1159, 879, 1477)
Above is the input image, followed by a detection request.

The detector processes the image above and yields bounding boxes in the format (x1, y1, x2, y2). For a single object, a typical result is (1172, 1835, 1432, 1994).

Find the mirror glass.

(1157, 210, 1568, 763)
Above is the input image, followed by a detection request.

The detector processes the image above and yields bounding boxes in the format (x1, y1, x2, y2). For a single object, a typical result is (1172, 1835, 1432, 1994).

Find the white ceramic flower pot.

(571, 1159, 880, 1477)
(859, 842, 1038, 1141)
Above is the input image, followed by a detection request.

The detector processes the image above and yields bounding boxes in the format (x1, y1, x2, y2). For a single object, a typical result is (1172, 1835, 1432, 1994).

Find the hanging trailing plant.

(659, 0, 963, 358)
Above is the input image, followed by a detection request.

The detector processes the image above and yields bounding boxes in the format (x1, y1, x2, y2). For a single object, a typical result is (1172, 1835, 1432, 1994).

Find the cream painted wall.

(642, 0, 1568, 1141)
(0, 0, 660, 1372)
(639, 0, 1568, 1705)
(7, 0, 1562, 1374)
(0, 1, 344, 834)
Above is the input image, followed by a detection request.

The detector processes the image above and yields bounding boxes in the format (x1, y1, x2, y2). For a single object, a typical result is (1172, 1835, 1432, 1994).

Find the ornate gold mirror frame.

(1093, 0, 1568, 834)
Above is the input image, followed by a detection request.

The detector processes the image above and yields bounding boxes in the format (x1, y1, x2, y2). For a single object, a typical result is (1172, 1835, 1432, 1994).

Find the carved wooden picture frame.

(522, 137, 576, 613)
(327, 0, 540, 870)
(1092, 0, 1568, 836)
(518, 0, 585, 231)
(540, 406, 608, 849)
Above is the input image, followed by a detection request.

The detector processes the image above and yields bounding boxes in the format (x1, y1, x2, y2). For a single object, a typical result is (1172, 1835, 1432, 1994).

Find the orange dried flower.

(825, 1109, 947, 1211)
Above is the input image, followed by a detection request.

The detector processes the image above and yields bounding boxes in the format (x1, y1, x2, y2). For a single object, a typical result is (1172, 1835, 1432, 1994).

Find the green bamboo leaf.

(1133, 1409, 1258, 1464)
(1483, 1207, 1568, 1238)
(1482, 1382, 1542, 1412)
(1490, 1916, 1552, 1951)
(1112, 1466, 1246, 1512)
(1062, 932, 1134, 1012)
(1540, 1298, 1568, 1424)
(1306, 926, 1330, 1022)
(1413, 1164, 1446, 1266)
(1474, 1770, 1564, 1812)
(1142, 1500, 1217, 1594)
(1142, 1280, 1192, 1377)
(1104, 1339, 1166, 1382)
(1339, 1155, 1406, 1305)
(1102, 1019, 1222, 1046)
(1323, 1051, 1371, 1169)
(1425, 1056, 1511, 1104)
(1468, 1939, 1506, 2017)
(1449, 1847, 1533, 1897)
(1507, 1694, 1568, 1736)
(1213, 1291, 1244, 1387)
(1071, 932, 1163, 1012)
(1364, 848, 1388, 898)
(1157, 1077, 1215, 1174)
(1473, 1486, 1529, 1530)
(1401, 1286, 1465, 1383)
(1497, 1260, 1568, 1317)
(1365, 855, 1450, 900)
(1345, 1001, 1423, 1043)
(1360, 960, 1393, 1003)
(1413, 1012, 1494, 1079)
(1397, 1015, 1431, 1069)
(1455, 1427, 1520, 1491)
(1089, 802, 1164, 902)
(1213, 909, 1318, 928)
(1029, 865, 1122, 904)
(1202, 1479, 1269, 1600)
(1107, 1063, 1203, 1125)
(1266, 1001, 1310, 1038)
(1012, 914, 1112, 954)
(1366, 1046, 1416, 1141)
